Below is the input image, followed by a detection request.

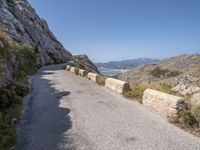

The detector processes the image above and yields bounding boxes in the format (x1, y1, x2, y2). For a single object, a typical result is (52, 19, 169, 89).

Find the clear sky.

(28, 0, 200, 62)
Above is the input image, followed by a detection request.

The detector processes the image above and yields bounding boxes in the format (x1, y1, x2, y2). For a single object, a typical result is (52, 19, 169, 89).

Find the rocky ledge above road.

(0, 0, 72, 65)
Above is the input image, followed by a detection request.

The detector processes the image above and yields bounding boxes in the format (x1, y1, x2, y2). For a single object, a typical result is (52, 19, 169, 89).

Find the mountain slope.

(118, 54, 200, 95)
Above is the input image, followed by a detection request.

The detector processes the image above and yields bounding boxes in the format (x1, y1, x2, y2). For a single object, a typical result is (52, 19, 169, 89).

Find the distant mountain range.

(95, 58, 158, 77)
(96, 58, 158, 69)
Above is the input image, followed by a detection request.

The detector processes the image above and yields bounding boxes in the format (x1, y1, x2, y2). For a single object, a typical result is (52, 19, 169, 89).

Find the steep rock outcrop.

(0, 0, 99, 87)
(0, 0, 72, 66)
(69, 55, 99, 73)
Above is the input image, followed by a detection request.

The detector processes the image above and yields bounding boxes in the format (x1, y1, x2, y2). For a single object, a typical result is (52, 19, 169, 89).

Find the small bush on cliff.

(14, 44, 38, 78)
(0, 30, 12, 60)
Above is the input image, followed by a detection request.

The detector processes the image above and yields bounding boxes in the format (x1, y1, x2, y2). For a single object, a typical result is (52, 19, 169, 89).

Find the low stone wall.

(190, 92, 200, 109)
(79, 69, 88, 77)
(70, 66, 76, 73)
(105, 78, 130, 94)
(143, 89, 186, 116)
(87, 72, 100, 82)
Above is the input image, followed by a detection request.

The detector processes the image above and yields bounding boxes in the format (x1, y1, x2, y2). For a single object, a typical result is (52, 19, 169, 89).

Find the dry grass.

(169, 107, 200, 137)
(96, 76, 107, 86)
(123, 81, 175, 103)
(74, 68, 79, 75)
(142, 82, 176, 95)
(123, 83, 145, 103)
(0, 30, 13, 60)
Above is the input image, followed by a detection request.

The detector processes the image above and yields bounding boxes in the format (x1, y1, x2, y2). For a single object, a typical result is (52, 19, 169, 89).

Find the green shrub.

(150, 67, 180, 78)
(0, 87, 22, 109)
(96, 76, 107, 86)
(15, 44, 38, 77)
(123, 83, 145, 103)
(170, 109, 198, 128)
(178, 109, 198, 127)
(0, 31, 12, 60)
(10, 81, 29, 97)
(0, 121, 16, 150)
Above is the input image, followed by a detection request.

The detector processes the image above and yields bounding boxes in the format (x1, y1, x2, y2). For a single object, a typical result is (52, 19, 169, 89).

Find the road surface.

(16, 65, 200, 150)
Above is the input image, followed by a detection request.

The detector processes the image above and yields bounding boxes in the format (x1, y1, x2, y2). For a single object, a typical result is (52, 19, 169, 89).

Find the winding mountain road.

(16, 65, 200, 150)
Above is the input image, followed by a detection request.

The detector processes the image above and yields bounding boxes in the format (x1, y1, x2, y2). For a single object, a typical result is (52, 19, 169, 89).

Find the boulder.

(105, 78, 130, 94)
(143, 89, 186, 116)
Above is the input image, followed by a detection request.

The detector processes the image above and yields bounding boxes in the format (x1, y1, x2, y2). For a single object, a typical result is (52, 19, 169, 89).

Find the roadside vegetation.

(0, 31, 38, 149)
(123, 82, 175, 103)
(122, 79, 200, 136)
(169, 106, 200, 137)
(74, 68, 79, 75)
(96, 76, 107, 86)
(123, 83, 145, 103)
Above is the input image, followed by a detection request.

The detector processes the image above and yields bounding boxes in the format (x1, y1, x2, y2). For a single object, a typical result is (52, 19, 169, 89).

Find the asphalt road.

(16, 64, 200, 150)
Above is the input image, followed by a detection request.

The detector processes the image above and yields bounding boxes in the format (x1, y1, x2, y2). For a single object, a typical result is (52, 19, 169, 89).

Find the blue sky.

(28, 0, 200, 62)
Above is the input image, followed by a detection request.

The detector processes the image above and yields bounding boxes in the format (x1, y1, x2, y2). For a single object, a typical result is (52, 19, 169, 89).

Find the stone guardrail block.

(70, 66, 76, 73)
(143, 89, 186, 116)
(66, 65, 71, 71)
(105, 78, 130, 94)
(87, 72, 100, 82)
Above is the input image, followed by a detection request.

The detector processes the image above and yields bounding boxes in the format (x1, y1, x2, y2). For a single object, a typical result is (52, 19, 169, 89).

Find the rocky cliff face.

(0, 0, 99, 87)
(0, 0, 72, 65)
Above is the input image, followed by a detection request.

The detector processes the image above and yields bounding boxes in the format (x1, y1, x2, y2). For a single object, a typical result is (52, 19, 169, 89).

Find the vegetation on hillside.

(149, 67, 181, 78)
(0, 31, 38, 149)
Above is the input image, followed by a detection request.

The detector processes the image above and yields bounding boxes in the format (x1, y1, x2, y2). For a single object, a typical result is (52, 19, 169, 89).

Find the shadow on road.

(16, 65, 75, 150)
